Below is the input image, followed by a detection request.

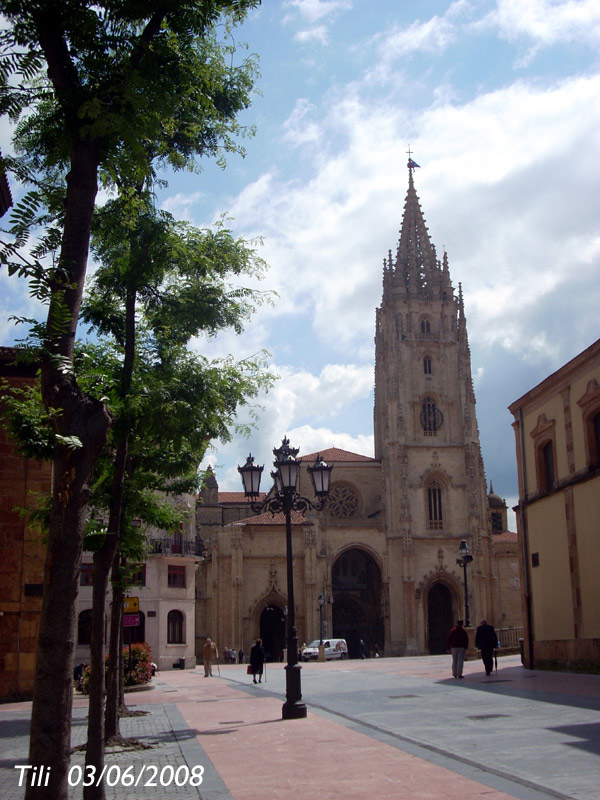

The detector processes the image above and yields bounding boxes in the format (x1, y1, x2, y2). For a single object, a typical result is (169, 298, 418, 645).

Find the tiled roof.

(492, 530, 518, 542)
(218, 491, 266, 504)
(298, 447, 375, 463)
(235, 509, 311, 526)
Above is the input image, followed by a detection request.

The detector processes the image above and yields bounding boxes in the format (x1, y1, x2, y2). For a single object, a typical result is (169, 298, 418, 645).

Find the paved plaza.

(1, 654, 599, 800)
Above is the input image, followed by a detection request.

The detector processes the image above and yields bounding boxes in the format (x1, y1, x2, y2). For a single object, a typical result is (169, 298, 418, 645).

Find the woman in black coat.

(249, 639, 266, 683)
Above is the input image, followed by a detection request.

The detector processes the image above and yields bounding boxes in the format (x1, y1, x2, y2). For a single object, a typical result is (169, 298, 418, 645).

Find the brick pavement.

(1, 656, 598, 800)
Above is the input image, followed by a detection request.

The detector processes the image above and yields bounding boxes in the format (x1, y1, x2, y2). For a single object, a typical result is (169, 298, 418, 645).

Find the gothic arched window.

(167, 610, 185, 644)
(420, 318, 431, 333)
(421, 396, 442, 435)
(423, 355, 432, 375)
(426, 481, 443, 529)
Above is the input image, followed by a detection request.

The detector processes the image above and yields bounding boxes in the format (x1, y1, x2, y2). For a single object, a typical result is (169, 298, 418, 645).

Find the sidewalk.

(1, 655, 599, 800)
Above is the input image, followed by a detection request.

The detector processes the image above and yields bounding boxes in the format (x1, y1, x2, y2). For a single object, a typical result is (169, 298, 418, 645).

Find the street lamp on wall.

(456, 539, 474, 627)
(238, 437, 333, 720)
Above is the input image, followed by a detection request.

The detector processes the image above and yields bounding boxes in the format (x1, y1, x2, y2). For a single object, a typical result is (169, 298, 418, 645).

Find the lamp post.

(317, 593, 334, 646)
(318, 594, 325, 646)
(456, 539, 474, 627)
(238, 437, 333, 720)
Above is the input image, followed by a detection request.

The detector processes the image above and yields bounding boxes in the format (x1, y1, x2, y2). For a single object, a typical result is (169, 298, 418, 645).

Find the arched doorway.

(260, 605, 285, 662)
(427, 583, 453, 654)
(332, 548, 383, 658)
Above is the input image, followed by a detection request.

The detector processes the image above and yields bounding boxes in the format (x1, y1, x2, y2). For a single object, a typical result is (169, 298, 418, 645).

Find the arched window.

(77, 609, 93, 646)
(167, 610, 185, 644)
(426, 481, 443, 529)
(420, 318, 431, 333)
(421, 396, 442, 435)
(423, 355, 432, 375)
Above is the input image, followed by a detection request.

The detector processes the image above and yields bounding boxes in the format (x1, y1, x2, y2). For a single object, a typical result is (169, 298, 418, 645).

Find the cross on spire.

(406, 146, 420, 172)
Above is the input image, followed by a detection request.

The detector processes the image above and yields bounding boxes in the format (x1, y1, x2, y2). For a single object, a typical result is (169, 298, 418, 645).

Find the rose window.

(327, 484, 360, 518)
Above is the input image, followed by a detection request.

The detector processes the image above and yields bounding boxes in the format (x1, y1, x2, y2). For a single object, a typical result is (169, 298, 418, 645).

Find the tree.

(78, 201, 271, 798)
(0, 3, 261, 798)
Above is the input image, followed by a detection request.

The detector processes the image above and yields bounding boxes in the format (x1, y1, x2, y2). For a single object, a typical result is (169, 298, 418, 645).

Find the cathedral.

(195, 163, 522, 659)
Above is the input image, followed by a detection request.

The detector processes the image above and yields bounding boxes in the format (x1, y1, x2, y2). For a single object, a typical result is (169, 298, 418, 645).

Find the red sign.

(123, 613, 140, 627)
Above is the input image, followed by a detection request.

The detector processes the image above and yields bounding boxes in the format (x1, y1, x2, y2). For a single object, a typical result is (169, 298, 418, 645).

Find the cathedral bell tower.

(374, 159, 493, 655)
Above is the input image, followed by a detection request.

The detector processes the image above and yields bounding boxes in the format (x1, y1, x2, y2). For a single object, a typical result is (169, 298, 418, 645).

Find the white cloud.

(294, 26, 329, 45)
(284, 0, 352, 24)
(282, 99, 322, 145)
(491, 0, 600, 47)
(378, 16, 456, 58)
(218, 71, 600, 372)
(160, 191, 205, 221)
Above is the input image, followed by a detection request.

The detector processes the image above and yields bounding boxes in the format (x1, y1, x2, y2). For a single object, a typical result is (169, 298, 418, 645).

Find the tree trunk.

(85, 285, 136, 797)
(105, 551, 125, 740)
(25, 140, 112, 800)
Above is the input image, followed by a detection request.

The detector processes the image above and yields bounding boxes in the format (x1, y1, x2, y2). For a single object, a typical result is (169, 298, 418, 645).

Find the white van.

(301, 638, 348, 661)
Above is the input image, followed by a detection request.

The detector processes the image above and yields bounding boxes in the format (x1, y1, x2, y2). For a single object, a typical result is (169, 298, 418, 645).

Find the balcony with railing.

(149, 537, 207, 558)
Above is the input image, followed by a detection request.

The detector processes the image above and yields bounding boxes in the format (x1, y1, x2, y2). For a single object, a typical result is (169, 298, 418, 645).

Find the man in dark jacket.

(475, 618, 498, 675)
(446, 620, 469, 678)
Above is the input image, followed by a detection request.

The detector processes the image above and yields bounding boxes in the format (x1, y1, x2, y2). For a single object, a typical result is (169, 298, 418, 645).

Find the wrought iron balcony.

(149, 537, 207, 558)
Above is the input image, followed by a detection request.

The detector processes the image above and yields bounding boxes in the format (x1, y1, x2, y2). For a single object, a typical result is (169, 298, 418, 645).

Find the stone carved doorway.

(427, 582, 453, 654)
(332, 548, 383, 657)
(259, 604, 285, 662)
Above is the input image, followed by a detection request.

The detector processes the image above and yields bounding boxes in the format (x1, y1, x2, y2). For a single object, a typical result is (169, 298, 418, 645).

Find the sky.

(2, 0, 600, 526)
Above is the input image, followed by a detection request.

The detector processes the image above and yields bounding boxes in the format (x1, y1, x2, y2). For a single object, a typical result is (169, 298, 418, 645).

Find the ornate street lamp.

(238, 438, 333, 720)
(456, 539, 474, 627)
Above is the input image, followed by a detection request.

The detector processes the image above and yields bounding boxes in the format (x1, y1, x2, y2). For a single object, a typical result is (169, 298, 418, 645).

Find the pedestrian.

(238, 648, 244, 664)
(475, 618, 498, 676)
(74, 662, 85, 691)
(250, 638, 266, 683)
(374, 644, 380, 658)
(446, 619, 469, 678)
(203, 637, 219, 677)
(359, 639, 366, 659)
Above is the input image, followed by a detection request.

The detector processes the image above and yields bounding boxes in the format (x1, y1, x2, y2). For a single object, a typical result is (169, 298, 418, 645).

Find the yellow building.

(509, 338, 600, 670)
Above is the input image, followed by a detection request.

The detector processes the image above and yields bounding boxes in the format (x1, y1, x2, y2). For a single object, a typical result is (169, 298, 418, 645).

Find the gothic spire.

(391, 159, 442, 299)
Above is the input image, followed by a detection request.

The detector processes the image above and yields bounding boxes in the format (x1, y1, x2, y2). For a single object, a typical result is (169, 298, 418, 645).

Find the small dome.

(487, 481, 504, 508)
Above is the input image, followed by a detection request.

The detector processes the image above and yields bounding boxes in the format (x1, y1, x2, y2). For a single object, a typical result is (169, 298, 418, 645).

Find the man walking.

(446, 619, 469, 678)
(203, 637, 219, 677)
(475, 618, 498, 676)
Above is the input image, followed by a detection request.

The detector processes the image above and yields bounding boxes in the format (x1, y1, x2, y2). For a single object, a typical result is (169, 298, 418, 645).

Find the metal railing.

(150, 538, 206, 557)
(496, 626, 524, 649)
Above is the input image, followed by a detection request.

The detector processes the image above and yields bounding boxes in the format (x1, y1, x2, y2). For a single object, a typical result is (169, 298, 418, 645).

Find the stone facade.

(509, 337, 600, 670)
(196, 167, 522, 660)
(0, 349, 51, 701)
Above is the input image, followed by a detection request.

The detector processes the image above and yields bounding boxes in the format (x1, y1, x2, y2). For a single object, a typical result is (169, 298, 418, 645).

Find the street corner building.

(509, 338, 600, 671)
(195, 165, 523, 661)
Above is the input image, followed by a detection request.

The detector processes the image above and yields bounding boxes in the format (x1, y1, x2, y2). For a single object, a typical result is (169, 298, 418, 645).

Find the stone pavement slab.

(1, 655, 598, 800)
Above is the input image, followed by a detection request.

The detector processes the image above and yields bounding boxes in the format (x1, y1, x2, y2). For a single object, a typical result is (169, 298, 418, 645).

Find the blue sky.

(2, 0, 600, 524)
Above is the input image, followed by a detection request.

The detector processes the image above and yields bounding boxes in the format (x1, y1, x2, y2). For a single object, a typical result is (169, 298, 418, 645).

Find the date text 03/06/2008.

(14, 764, 205, 789)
